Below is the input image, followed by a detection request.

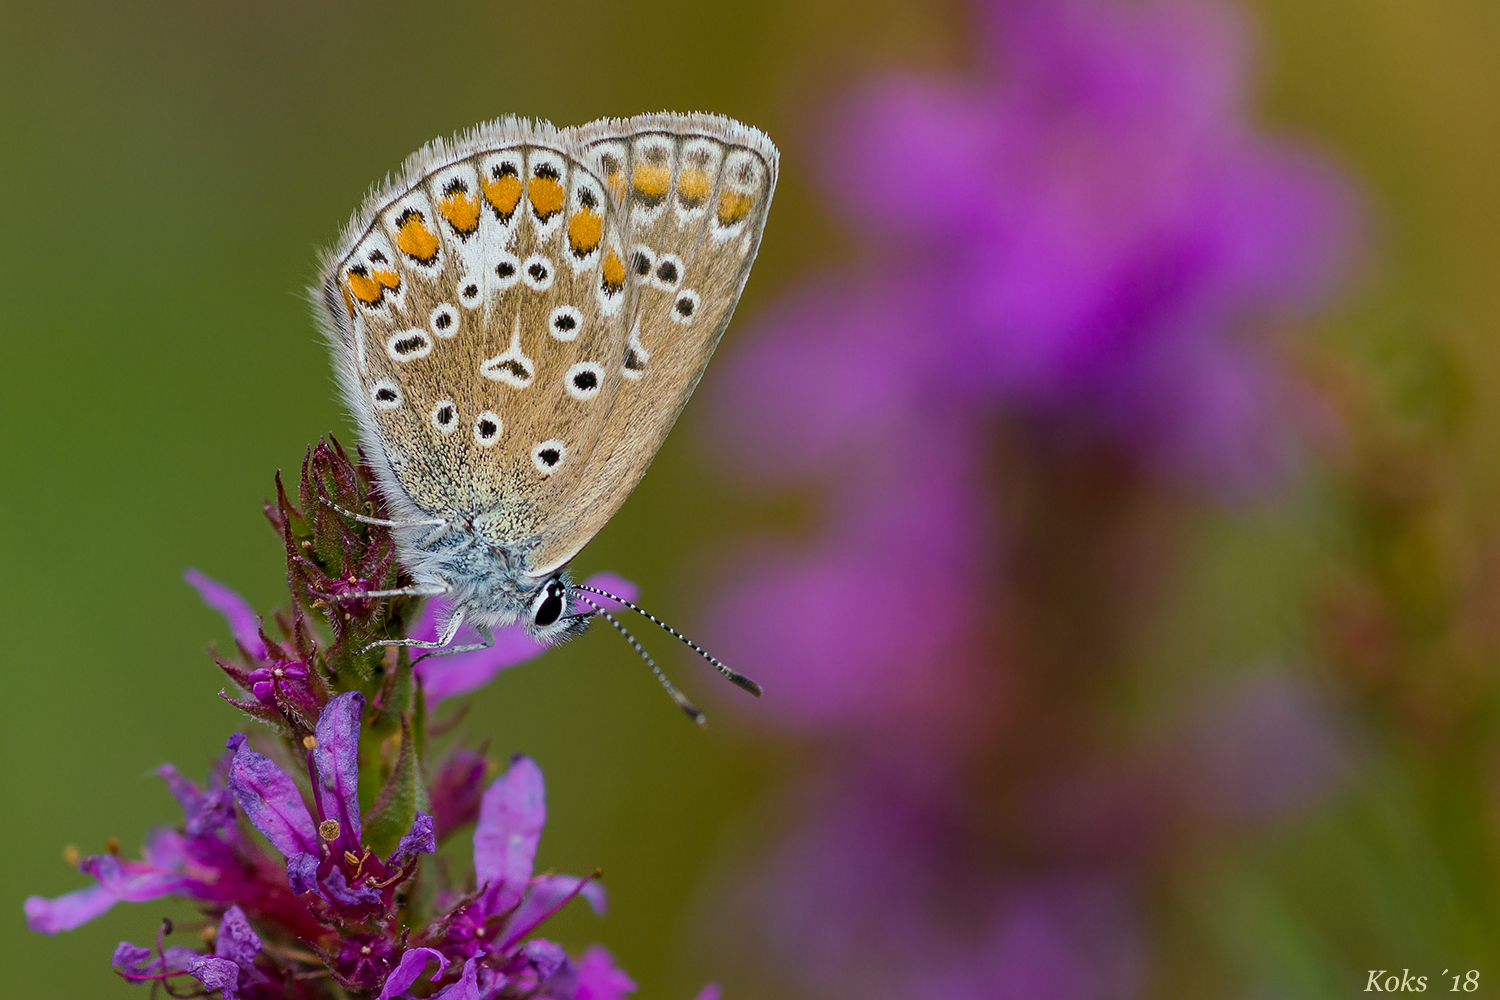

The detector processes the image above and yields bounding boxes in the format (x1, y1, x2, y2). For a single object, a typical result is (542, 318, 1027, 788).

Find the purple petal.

(429, 747, 489, 841)
(226, 733, 317, 858)
(140, 828, 190, 870)
(417, 573, 638, 702)
(188, 788, 237, 837)
(324, 865, 383, 907)
(286, 853, 322, 896)
(524, 939, 567, 983)
(184, 955, 242, 1000)
(377, 947, 450, 1000)
(313, 691, 366, 849)
(184, 568, 266, 660)
(574, 946, 638, 1000)
(111, 942, 156, 974)
(692, 986, 721, 1000)
(387, 812, 436, 868)
(163, 945, 207, 971)
(82, 853, 191, 903)
(495, 875, 607, 952)
(473, 756, 546, 917)
(214, 905, 262, 968)
(25, 884, 118, 933)
(432, 957, 481, 1000)
(157, 764, 237, 837)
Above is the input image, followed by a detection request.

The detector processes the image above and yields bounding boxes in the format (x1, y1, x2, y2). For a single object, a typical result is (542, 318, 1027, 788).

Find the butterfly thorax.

(394, 517, 550, 630)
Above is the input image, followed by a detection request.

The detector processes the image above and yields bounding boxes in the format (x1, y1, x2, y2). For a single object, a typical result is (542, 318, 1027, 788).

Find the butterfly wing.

(520, 113, 779, 576)
(316, 118, 636, 542)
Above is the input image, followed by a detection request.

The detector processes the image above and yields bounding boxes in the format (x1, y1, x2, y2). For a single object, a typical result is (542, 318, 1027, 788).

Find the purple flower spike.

(226, 733, 317, 858)
(377, 947, 450, 1000)
(184, 568, 267, 660)
(473, 756, 546, 916)
(417, 573, 639, 702)
(313, 691, 366, 850)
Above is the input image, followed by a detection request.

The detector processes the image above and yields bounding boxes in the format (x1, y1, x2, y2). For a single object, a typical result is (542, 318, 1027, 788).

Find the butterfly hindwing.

(522, 113, 778, 576)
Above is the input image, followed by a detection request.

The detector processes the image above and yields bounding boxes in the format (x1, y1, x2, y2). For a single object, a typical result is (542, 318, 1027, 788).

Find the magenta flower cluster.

(26, 441, 692, 1000)
(697, 1, 1357, 998)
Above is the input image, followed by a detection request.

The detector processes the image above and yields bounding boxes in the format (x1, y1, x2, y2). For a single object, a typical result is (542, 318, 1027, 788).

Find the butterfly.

(313, 113, 775, 721)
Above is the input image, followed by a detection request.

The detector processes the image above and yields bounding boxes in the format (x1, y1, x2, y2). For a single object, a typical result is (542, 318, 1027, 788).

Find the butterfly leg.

(328, 583, 449, 601)
(415, 625, 496, 659)
(317, 496, 447, 530)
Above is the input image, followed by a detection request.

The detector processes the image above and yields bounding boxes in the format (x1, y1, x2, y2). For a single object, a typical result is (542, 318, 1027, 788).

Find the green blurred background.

(4, 0, 1500, 996)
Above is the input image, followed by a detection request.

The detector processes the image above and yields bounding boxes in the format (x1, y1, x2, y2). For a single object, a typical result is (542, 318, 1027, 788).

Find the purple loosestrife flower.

(28, 439, 701, 1000)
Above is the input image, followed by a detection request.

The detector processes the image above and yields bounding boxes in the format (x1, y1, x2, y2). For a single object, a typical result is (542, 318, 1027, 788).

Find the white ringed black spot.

(429, 304, 459, 338)
(651, 253, 683, 290)
(549, 305, 582, 342)
(371, 379, 402, 410)
(531, 439, 566, 475)
(494, 251, 521, 290)
(672, 289, 701, 324)
(430, 399, 458, 434)
(630, 244, 656, 281)
(474, 410, 502, 446)
(458, 277, 483, 308)
(522, 254, 554, 291)
(386, 328, 433, 362)
(565, 362, 604, 401)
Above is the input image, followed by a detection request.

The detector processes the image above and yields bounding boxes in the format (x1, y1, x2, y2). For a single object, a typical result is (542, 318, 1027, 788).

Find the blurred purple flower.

(732, 764, 1144, 1000)
(705, 0, 1355, 734)
(1174, 671, 1353, 824)
(713, 0, 1353, 493)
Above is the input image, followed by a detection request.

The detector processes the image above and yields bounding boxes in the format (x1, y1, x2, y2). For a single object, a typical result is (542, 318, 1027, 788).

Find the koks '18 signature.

(1366, 970, 1480, 992)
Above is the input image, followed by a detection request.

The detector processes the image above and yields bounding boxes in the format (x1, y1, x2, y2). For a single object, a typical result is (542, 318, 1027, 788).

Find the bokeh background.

(6, 0, 1500, 996)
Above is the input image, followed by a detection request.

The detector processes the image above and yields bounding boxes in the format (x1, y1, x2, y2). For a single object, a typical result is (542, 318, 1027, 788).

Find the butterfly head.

(525, 573, 592, 644)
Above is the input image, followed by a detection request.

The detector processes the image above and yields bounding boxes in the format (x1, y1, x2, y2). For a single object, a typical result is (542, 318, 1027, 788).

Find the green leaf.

(362, 714, 429, 858)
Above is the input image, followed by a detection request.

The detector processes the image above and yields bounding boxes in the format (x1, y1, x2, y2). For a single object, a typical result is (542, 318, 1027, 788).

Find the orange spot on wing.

(346, 268, 383, 306)
(601, 249, 625, 292)
(717, 189, 754, 225)
(395, 211, 440, 264)
(678, 167, 712, 206)
(438, 190, 481, 235)
(606, 168, 627, 201)
(339, 284, 356, 316)
(373, 268, 400, 290)
(633, 162, 671, 200)
(529, 176, 565, 220)
(481, 171, 523, 218)
(568, 208, 603, 257)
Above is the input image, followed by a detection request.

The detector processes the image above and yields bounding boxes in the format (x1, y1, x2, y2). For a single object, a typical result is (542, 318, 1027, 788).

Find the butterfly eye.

(531, 580, 567, 628)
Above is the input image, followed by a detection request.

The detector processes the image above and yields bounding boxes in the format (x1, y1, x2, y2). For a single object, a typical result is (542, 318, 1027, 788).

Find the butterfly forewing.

(524, 114, 778, 576)
(322, 123, 633, 542)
